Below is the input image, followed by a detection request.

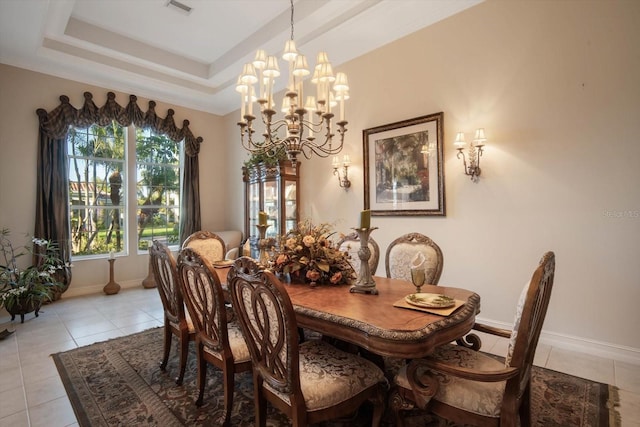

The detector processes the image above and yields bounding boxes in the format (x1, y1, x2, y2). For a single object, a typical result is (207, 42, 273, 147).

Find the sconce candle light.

(332, 154, 351, 188)
(454, 128, 487, 182)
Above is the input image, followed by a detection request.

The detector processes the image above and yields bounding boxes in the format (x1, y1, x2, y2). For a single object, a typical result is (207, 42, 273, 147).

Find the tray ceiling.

(0, 0, 481, 115)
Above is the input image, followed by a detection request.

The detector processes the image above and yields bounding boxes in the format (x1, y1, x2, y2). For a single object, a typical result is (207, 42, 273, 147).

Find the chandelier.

(236, 0, 349, 166)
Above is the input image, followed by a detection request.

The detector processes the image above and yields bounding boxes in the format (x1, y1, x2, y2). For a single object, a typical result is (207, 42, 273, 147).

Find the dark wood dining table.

(218, 267, 481, 360)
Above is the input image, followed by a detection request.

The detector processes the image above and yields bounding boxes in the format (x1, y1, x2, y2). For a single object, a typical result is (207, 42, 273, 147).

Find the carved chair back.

(337, 232, 380, 276)
(385, 232, 443, 284)
(149, 240, 194, 384)
(182, 230, 227, 263)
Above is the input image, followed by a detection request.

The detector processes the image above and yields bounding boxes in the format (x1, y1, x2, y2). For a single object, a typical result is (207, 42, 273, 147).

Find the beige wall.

(224, 0, 640, 357)
(0, 65, 227, 294)
(2, 0, 639, 360)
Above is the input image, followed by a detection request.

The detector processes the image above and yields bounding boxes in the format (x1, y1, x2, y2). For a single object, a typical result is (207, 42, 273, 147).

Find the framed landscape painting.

(363, 112, 445, 216)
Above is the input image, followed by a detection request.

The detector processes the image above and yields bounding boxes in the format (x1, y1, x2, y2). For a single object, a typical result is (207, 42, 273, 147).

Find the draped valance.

(34, 91, 202, 299)
(36, 91, 203, 156)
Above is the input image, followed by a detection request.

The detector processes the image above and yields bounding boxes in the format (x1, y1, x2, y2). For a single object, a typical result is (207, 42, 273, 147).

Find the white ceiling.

(0, 0, 481, 116)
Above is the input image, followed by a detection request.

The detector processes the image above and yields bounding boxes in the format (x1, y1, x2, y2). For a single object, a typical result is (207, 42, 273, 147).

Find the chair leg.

(370, 385, 385, 427)
(254, 376, 267, 427)
(520, 382, 532, 427)
(220, 367, 235, 427)
(160, 323, 172, 371)
(195, 345, 206, 407)
(176, 331, 189, 385)
(388, 387, 411, 427)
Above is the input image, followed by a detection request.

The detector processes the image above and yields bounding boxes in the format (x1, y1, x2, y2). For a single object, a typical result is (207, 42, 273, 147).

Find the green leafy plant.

(242, 147, 288, 169)
(0, 228, 70, 312)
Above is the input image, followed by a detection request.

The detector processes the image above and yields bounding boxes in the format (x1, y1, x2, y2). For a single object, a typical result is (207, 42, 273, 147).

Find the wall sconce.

(454, 128, 486, 182)
(332, 154, 351, 188)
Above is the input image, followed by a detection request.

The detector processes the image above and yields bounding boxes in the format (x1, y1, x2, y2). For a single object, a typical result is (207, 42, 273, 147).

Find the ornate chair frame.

(149, 240, 195, 385)
(390, 252, 556, 427)
(176, 247, 251, 425)
(228, 256, 387, 427)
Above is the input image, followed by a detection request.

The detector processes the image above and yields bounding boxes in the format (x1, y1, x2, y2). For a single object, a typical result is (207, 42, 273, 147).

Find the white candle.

(240, 92, 246, 121)
(109, 250, 115, 259)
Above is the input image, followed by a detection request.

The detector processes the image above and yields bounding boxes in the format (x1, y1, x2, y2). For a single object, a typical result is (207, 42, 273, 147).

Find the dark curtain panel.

(180, 133, 203, 243)
(33, 131, 73, 297)
(35, 92, 203, 296)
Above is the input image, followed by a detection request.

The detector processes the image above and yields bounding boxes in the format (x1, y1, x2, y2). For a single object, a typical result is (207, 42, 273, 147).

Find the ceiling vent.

(166, 0, 192, 14)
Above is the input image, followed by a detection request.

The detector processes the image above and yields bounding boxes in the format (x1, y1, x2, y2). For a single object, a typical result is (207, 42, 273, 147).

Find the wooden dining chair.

(176, 247, 251, 426)
(336, 232, 380, 276)
(228, 256, 387, 427)
(385, 232, 443, 284)
(149, 240, 195, 385)
(182, 230, 227, 263)
(390, 251, 556, 427)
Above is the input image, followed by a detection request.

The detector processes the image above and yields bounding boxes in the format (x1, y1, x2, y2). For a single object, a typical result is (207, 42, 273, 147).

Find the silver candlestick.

(349, 227, 378, 295)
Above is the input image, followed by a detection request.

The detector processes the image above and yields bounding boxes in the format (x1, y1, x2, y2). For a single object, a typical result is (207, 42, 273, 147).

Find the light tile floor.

(0, 287, 638, 426)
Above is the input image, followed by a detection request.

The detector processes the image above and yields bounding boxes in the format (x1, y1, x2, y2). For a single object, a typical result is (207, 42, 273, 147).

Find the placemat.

(393, 297, 465, 316)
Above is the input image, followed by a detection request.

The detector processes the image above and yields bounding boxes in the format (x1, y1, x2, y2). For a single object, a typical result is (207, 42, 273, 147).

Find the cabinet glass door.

(248, 182, 260, 240)
(284, 179, 297, 234)
(263, 180, 279, 238)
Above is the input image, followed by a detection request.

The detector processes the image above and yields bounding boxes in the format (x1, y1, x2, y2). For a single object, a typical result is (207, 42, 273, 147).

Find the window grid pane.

(67, 125, 126, 258)
(136, 129, 182, 252)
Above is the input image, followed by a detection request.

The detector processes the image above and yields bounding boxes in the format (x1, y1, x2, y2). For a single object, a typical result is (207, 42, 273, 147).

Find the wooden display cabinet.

(243, 161, 300, 258)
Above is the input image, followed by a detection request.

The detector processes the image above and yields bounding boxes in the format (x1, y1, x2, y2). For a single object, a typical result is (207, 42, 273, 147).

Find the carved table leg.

(456, 332, 482, 351)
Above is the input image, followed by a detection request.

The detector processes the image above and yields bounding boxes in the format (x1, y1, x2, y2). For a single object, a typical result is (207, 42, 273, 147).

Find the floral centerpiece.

(270, 220, 355, 286)
(0, 228, 69, 316)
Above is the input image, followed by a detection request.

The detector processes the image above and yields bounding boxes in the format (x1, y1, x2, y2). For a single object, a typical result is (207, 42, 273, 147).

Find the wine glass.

(410, 267, 426, 294)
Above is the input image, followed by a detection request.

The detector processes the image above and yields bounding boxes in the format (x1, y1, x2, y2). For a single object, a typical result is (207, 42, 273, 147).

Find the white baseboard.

(62, 279, 147, 298)
(477, 316, 640, 366)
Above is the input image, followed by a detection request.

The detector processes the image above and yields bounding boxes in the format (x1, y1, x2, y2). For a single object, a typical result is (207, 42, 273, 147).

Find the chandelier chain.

(290, 0, 294, 41)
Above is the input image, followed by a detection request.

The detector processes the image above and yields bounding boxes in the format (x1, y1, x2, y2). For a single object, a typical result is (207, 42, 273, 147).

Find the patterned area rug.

(52, 328, 620, 427)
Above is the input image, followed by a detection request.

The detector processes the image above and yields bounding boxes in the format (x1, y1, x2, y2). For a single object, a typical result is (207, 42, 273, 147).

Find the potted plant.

(0, 228, 69, 323)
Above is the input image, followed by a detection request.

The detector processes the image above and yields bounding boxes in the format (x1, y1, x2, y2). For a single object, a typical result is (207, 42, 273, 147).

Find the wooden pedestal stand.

(103, 259, 121, 295)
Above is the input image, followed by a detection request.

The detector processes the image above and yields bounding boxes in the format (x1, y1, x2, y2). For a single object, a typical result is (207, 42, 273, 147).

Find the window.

(67, 122, 183, 258)
(135, 128, 182, 251)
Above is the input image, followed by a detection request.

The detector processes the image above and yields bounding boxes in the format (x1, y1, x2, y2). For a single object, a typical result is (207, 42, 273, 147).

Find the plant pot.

(6, 298, 42, 323)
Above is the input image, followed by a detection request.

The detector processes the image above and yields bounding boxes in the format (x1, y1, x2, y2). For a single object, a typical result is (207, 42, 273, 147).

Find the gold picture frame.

(363, 112, 445, 216)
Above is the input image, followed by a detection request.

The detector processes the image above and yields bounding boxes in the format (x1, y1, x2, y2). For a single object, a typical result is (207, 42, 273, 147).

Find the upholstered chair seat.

(201, 321, 251, 363)
(395, 344, 506, 418)
(265, 339, 386, 411)
(168, 311, 195, 334)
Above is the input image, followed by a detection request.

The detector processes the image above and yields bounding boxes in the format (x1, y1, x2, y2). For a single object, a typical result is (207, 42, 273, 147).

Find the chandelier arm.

(298, 129, 346, 158)
(300, 116, 325, 134)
